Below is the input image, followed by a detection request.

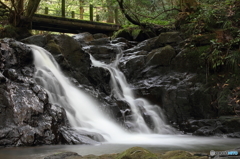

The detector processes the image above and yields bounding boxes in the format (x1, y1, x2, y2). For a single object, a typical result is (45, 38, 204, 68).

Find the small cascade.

(29, 44, 175, 144)
(89, 45, 174, 134)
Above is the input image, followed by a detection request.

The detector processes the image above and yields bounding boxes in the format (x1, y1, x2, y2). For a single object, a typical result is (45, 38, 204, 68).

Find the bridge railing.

(36, 5, 119, 24)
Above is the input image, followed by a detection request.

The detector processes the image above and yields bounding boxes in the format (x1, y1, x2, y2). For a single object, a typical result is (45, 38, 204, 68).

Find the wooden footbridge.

(21, 13, 121, 34)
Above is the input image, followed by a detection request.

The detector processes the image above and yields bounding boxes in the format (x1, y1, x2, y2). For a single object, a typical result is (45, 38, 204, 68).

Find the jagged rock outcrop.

(0, 38, 101, 146)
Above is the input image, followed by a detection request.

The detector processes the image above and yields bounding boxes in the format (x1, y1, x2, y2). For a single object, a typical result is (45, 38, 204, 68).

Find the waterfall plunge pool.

(0, 135, 239, 159)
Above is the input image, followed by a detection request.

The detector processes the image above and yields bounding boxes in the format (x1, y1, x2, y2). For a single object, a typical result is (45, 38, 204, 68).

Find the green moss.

(112, 28, 132, 40)
(45, 40, 62, 55)
(159, 150, 206, 159)
(131, 29, 141, 40)
(116, 147, 158, 159)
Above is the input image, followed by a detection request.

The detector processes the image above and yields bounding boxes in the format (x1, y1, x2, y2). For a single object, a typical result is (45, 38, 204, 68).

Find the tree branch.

(0, 0, 12, 12)
(116, 0, 147, 27)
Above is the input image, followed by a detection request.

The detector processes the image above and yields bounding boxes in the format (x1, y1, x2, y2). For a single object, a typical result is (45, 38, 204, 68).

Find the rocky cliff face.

(0, 31, 239, 146)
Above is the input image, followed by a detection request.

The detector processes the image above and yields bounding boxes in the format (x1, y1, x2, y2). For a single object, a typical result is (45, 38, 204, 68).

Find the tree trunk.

(17, 0, 24, 15)
(26, 0, 41, 18)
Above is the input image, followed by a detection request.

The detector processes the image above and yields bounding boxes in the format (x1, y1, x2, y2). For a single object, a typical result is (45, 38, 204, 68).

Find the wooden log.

(21, 14, 121, 34)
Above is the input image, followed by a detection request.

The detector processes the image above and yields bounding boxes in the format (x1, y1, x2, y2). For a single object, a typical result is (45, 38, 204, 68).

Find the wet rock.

(3, 69, 18, 80)
(54, 54, 72, 72)
(0, 39, 99, 147)
(19, 125, 35, 145)
(73, 32, 94, 46)
(89, 37, 110, 45)
(156, 32, 182, 45)
(123, 32, 182, 55)
(0, 72, 6, 83)
(113, 29, 133, 41)
(9, 41, 33, 66)
(37, 90, 48, 104)
(21, 35, 47, 47)
(59, 127, 100, 145)
(87, 67, 111, 95)
(86, 45, 117, 63)
(181, 116, 240, 137)
(55, 35, 91, 74)
(21, 67, 33, 77)
(146, 45, 176, 66)
(124, 55, 146, 78)
(93, 33, 107, 39)
(44, 39, 62, 55)
(124, 36, 160, 53)
(193, 126, 218, 136)
(227, 132, 240, 138)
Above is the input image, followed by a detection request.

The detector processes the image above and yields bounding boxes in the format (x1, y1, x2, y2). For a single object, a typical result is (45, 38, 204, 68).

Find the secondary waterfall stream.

(89, 45, 174, 134)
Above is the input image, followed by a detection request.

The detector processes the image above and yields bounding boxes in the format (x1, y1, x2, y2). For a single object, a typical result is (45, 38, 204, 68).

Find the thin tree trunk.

(17, 0, 24, 15)
(26, 0, 41, 18)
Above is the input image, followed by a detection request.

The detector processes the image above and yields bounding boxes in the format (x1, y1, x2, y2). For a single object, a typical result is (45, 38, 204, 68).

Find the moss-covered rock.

(116, 147, 158, 159)
(159, 150, 207, 159)
(146, 45, 176, 66)
(113, 28, 132, 41)
(45, 39, 62, 55)
(156, 32, 182, 44)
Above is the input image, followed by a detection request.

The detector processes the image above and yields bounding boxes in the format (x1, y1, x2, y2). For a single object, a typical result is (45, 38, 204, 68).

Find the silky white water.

(30, 45, 128, 141)
(89, 45, 174, 134)
(29, 44, 240, 147)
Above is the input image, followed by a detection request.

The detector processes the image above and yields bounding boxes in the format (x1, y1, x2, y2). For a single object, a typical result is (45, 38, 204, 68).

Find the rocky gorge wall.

(0, 31, 240, 146)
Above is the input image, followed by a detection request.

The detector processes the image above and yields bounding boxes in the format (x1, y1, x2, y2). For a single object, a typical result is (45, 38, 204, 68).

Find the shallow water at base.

(0, 135, 239, 159)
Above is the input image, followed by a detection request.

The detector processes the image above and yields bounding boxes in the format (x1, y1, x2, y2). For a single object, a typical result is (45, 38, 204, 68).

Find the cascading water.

(89, 45, 174, 134)
(29, 44, 175, 144)
(30, 45, 128, 141)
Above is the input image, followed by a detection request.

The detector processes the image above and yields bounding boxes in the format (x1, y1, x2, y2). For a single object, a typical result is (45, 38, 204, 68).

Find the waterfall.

(89, 45, 174, 134)
(29, 44, 175, 144)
